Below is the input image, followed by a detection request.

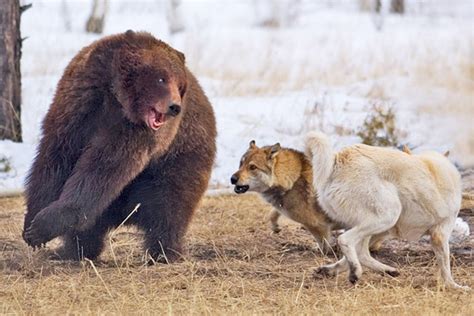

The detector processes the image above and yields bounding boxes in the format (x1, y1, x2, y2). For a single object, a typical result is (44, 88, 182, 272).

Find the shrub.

(357, 104, 400, 147)
(0, 156, 12, 174)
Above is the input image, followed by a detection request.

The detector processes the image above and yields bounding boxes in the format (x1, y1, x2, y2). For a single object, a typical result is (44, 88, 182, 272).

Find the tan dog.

(306, 131, 469, 290)
(230, 140, 334, 253)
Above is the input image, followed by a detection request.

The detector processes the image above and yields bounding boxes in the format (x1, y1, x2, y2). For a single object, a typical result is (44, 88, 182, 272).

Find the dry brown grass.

(1, 194, 473, 315)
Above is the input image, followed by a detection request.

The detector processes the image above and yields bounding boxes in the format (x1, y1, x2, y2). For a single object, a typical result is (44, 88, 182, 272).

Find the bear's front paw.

(23, 214, 55, 248)
(23, 204, 76, 248)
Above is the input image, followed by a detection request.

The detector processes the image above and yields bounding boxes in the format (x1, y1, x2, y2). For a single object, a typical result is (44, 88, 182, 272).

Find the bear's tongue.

(148, 109, 165, 130)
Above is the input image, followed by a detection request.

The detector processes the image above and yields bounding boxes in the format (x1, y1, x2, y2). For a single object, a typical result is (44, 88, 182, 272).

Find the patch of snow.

(1, 0, 473, 201)
(0, 141, 35, 197)
(450, 217, 470, 244)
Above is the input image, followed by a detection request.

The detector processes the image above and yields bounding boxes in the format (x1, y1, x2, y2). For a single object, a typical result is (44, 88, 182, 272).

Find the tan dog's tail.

(461, 192, 474, 209)
(305, 131, 335, 189)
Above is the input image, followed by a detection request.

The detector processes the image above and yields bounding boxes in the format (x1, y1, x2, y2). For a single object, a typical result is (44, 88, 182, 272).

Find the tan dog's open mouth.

(234, 185, 249, 194)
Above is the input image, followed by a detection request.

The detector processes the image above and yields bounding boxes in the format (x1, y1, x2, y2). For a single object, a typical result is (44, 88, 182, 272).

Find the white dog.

(306, 131, 468, 290)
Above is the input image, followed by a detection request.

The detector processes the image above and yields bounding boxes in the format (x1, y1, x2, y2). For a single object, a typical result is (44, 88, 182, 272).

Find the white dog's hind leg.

(337, 207, 400, 284)
(337, 229, 364, 284)
(430, 219, 470, 290)
(359, 236, 399, 276)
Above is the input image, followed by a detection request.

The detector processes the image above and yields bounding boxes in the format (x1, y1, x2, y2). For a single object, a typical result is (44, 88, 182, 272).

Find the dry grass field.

(0, 193, 473, 315)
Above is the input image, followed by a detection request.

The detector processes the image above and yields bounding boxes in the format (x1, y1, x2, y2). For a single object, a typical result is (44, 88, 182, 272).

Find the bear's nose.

(230, 174, 239, 185)
(168, 103, 181, 117)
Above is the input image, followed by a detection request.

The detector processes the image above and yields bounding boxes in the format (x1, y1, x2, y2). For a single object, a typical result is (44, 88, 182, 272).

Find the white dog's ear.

(268, 143, 281, 159)
(249, 140, 257, 149)
(402, 144, 412, 155)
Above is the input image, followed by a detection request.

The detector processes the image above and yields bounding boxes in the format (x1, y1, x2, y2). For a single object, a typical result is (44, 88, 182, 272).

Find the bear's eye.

(249, 164, 257, 171)
(158, 78, 166, 84)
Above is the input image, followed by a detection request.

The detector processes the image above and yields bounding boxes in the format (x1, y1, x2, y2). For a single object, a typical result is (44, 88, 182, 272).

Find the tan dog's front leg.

(268, 209, 281, 233)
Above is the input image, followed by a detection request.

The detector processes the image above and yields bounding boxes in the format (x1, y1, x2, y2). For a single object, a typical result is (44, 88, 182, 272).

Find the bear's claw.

(24, 220, 52, 248)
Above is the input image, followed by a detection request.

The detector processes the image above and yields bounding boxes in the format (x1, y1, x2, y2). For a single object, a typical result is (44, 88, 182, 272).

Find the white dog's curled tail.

(305, 131, 335, 189)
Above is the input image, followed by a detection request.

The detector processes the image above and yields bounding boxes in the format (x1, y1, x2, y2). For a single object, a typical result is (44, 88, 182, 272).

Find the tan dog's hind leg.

(269, 209, 281, 233)
(430, 220, 469, 290)
(461, 192, 474, 210)
(359, 236, 399, 276)
(369, 232, 389, 252)
(306, 224, 334, 256)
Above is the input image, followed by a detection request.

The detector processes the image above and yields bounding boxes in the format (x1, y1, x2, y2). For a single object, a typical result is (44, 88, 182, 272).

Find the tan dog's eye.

(158, 78, 165, 83)
(249, 164, 257, 171)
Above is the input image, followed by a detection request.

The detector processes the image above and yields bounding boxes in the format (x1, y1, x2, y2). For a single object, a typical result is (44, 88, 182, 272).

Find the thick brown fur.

(22, 31, 216, 263)
(230, 141, 334, 253)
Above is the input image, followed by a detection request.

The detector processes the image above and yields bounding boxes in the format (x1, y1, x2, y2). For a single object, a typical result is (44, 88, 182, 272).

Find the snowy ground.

(1, 0, 473, 196)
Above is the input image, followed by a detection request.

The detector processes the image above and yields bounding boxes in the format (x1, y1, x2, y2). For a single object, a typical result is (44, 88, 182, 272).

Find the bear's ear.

(249, 140, 257, 149)
(174, 49, 186, 65)
(157, 40, 186, 65)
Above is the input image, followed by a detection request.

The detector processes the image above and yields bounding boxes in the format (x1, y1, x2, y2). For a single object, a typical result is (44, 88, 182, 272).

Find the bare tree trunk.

(86, 0, 108, 34)
(254, 0, 301, 28)
(0, 0, 29, 142)
(359, 0, 373, 12)
(390, 0, 404, 14)
(166, 0, 185, 34)
(61, 0, 72, 32)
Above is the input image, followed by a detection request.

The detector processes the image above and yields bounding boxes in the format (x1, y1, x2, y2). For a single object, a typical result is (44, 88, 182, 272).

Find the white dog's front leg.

(315, 256, 348, 277)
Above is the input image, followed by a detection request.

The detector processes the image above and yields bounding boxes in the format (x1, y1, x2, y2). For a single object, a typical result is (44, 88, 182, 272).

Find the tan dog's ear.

(402, 144, 412, 155)
(249, 140, 257, 149)
(444, 150, 450, 157)
(268, 143, 281, 159)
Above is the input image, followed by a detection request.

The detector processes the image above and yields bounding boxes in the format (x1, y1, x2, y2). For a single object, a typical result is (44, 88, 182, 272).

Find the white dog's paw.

(452, 284, 471, 291)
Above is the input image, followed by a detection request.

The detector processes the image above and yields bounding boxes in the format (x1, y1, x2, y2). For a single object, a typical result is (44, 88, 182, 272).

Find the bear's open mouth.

(147, 108, 166, 130)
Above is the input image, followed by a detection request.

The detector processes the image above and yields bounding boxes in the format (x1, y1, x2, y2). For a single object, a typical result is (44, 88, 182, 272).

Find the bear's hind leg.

(58, 227, 108, 261)
(132, 187, 197, 263)
(128, 153, 212, 264)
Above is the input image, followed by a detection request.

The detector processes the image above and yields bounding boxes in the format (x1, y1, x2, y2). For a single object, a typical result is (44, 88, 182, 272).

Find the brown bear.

(22, 30, 216, 263)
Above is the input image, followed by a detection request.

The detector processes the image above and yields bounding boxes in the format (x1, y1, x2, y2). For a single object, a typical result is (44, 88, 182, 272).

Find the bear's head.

(112, 36, 187, 131)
